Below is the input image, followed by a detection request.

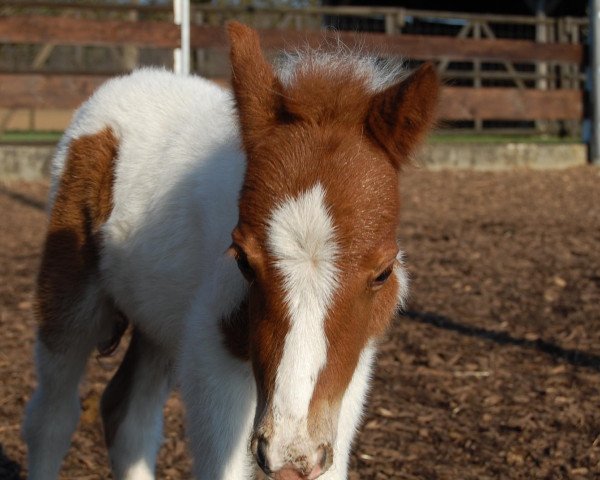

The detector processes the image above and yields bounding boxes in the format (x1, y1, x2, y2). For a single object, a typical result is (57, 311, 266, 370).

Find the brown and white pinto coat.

(23, 22, 439, 480)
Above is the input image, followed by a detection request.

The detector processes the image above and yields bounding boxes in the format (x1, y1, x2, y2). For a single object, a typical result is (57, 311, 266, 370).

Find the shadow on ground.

(0, 444, 21, 480)
(403, 309, 600, 372)
(0, 184, 46, 211)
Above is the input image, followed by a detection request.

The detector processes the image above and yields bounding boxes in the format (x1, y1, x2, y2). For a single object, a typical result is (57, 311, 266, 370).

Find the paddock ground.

(1, 166, 599, 480)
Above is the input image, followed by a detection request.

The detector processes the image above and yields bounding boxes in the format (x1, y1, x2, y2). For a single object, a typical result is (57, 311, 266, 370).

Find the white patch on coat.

(265, 183, 340, 468)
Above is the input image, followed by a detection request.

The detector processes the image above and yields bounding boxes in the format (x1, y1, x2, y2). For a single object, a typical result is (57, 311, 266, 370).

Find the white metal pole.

(590, 0, 600, 164)
(173, 0, 190, 75)
(173, 0, 181, 74)
(181, 0, 190, 75)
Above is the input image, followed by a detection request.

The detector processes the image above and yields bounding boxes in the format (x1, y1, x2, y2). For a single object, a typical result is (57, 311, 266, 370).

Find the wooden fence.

(0, 1, 588, 134)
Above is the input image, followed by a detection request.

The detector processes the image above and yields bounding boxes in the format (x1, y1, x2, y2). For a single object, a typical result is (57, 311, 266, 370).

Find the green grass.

(0, 130, 583, 145)
(0, 131, 63, 143)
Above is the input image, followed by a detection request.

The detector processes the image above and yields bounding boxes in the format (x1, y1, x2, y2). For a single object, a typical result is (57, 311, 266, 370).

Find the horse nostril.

(256, 437, 270, 474)
(318, 446, 327, 469)
(316, 444, 333, 474)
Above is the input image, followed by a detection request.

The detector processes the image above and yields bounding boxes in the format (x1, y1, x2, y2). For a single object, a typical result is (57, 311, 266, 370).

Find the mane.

(274, 43, 407, 93)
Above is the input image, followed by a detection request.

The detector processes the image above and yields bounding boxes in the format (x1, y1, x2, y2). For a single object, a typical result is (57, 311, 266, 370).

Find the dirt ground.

(1, 166, 599, 480)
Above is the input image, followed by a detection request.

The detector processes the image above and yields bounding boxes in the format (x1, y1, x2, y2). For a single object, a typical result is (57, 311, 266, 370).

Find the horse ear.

(227, 21, 284, 150)
(366, 63, 440, 169)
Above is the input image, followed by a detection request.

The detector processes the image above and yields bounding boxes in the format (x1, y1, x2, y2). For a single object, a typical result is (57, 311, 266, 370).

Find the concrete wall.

(419, 143, 587, 171)
(0, 144, 54, 181)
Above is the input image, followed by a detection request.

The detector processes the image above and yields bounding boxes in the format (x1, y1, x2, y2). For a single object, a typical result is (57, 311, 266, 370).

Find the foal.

(24, 22, 439, 480)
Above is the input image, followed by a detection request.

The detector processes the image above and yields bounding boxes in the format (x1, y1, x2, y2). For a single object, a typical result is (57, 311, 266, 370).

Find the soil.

(1, 166, 599, 480)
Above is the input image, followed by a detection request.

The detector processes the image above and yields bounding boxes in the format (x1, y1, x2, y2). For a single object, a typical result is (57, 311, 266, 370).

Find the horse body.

(50, 70, 243, 348)
(24, 23, 439, 480)
(27, 69, 250, 480)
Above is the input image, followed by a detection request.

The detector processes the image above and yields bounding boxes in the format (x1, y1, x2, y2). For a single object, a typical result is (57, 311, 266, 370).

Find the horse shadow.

(0, 444, 22, 480)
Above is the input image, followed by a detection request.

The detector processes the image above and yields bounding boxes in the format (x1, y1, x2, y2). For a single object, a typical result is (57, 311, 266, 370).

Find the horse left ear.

(366, 63, 440, 169)
(227, 21, 284, 151)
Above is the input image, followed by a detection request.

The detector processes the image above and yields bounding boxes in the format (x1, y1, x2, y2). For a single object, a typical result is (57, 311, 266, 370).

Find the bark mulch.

(1, 166, 599, 479)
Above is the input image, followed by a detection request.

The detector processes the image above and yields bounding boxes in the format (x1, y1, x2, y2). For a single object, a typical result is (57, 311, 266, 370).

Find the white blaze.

(266, 183, 340, 464)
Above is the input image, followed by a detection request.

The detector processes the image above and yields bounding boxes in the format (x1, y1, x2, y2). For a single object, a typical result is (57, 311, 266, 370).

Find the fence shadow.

(0, 185, 46, 211)
(402, 309, 600, 373)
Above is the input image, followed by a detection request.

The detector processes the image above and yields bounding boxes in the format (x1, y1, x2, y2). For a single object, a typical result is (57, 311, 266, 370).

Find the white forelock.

(275, 43, 407, 93)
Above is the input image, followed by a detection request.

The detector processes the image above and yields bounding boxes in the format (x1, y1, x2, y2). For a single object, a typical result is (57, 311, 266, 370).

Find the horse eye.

(235, 250, 255, 281)
(372, 264, 394, 290)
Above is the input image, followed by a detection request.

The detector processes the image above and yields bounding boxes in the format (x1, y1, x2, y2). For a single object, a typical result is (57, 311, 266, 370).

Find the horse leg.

(24, 283, 115, 480)
(180, 318, 257, 480)
(100, 328, 174, 480)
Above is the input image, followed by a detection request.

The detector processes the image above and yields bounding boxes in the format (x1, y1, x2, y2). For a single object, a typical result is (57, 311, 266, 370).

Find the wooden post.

(122, 3, 140, 71)
(396, 9, 405, 35)
(194, 9, 206, 75)
(536, 11, 548, 90)
(384, 13, 395, 35)
(558, 18, 568, 88)
(536, 10, 549, 134)
(558, 17, 575, 137)
(473, 21, 483, 132)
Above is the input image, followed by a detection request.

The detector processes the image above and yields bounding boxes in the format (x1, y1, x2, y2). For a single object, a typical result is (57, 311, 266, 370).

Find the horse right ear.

(366, 63, 440, 169)
(227, 22, 284, 152)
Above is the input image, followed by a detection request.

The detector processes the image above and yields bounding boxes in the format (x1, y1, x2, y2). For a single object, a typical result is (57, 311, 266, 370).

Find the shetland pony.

(23, 22, 439, 480)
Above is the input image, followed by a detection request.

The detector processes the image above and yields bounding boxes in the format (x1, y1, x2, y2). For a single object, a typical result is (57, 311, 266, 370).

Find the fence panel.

(0, 73, 582, 122)
(0, 4, 588, 133)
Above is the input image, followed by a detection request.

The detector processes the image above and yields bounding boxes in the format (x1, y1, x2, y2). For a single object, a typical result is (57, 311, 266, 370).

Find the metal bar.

(173, 0, 181, 74)
(173, 0, 190, 75)
(589, 0, 600, 164)
(181, 0, 190, 75)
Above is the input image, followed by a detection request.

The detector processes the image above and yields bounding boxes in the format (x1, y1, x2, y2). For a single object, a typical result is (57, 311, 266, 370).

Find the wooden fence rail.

(0, 73, 583, 121)
(0, 8, 587, 127)
(0, 16, 584, 64)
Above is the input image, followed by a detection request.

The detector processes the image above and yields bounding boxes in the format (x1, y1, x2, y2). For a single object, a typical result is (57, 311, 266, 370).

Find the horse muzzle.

(251, 435, 332, 479)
